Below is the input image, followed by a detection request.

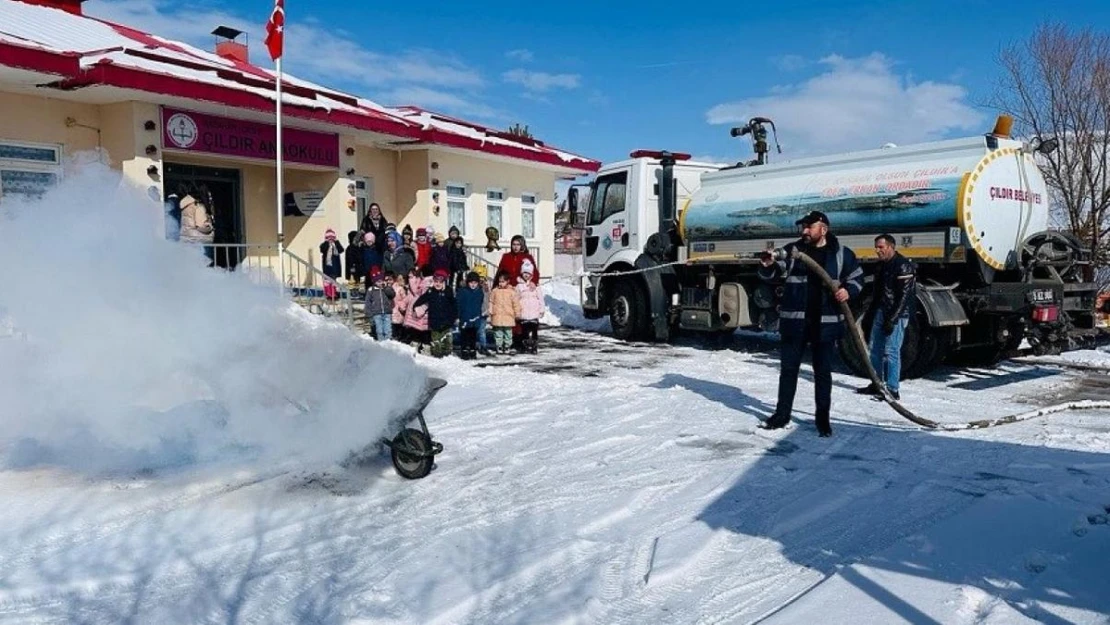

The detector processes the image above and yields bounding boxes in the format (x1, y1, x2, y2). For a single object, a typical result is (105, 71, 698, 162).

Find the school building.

(0, 0, 600, 280)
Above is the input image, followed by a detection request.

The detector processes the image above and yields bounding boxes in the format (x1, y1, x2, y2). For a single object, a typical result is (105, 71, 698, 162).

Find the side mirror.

(568, 187, 579, 213)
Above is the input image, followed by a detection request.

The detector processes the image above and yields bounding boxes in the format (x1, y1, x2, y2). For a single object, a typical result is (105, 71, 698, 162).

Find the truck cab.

(573, 152, 721, 319)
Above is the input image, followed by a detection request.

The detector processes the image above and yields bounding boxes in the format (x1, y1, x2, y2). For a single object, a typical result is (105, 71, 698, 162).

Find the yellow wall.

(0, 91, 102, 157)
(393, 149, 428, 227)
(422, 148, 558, 277)
(100, 101, 163, 235)
(355, 145, 398, 224)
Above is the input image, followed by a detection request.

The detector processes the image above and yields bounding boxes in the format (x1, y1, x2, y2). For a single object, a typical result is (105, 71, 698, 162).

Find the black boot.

(760, 413, 790, 430)
(855, 383, 880, 395)
(816, 414, 832, 437)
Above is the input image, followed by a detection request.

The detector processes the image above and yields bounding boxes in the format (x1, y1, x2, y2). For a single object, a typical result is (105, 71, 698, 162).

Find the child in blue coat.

(455, 271, 485, 360)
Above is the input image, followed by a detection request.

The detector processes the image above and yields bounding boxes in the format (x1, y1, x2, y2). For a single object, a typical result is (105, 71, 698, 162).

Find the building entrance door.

(165, 163, 243, 269)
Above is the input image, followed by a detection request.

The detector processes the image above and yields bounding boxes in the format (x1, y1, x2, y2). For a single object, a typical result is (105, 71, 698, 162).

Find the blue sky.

(87, 0, 1109, 166)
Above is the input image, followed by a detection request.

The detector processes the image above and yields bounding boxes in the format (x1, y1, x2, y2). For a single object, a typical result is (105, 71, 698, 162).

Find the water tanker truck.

(572, 115, 1099, 379)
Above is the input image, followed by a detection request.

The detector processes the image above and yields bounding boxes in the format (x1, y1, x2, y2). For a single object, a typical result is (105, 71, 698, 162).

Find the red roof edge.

(0, 41, 80, 77)
(395, 105, 600, 171)
(422, 128, 600, 173)
(49, 62, 424, 140)
(0, 40, 599, 171)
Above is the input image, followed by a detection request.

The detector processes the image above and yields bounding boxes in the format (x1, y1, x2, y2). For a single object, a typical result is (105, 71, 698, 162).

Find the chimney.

(16, 0, 87, 15)
(212, 26, 248, 64)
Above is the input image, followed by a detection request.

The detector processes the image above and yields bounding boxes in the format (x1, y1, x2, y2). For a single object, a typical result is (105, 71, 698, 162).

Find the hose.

(789, 248, 1110, 431)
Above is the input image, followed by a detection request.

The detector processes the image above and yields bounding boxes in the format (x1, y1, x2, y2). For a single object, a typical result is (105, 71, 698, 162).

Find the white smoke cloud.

(0, 155, 428, 475)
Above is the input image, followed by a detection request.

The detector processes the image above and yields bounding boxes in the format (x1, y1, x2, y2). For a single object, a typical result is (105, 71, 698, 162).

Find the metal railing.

(462, 245, 501, 277)
(282, 249, 355, 326)
(202, 243, 281, 285)
(187, 243, 356, 327)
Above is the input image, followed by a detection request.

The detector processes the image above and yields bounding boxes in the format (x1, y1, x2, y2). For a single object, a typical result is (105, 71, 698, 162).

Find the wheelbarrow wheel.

(391, 428, 434, 479)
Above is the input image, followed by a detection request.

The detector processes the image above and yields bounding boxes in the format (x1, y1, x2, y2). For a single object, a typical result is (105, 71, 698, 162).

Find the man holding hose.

(759, 210, 864, 437)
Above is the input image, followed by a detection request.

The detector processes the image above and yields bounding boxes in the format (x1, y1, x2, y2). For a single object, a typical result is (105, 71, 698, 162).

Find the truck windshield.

(586, 171, 627, 226)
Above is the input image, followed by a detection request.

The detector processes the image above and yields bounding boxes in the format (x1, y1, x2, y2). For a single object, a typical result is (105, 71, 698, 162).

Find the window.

(521, 207, 535, 239)
(446, 182, 467, 235)
(448, 201, 466, 235)
(0, 140, 62, 203)
(353, 177, 372, 223)
(521, 191, 537, 239)
(586, 171, 628, 226)
(487, 204, 503, 233)
(487, 187, 504, 233)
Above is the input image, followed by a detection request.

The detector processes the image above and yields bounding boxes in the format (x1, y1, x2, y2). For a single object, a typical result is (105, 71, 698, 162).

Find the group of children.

(319, 207, 545, 357)
(362, 260, 545, 357)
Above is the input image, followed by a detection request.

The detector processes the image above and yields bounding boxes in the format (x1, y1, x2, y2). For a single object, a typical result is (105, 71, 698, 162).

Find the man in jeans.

(856, 234, 916, 400)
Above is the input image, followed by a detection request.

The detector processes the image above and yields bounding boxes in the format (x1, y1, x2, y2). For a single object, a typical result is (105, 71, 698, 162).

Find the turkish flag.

(263, 0, 285, 61)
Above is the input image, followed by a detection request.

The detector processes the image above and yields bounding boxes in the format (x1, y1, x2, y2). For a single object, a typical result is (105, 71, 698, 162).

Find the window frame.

(0, 139, 63, 203)
(586, 171, 628, 226)
(446, 182, 469, 235)
(521, 190, 537, 239)
(486, 187, 505, 234)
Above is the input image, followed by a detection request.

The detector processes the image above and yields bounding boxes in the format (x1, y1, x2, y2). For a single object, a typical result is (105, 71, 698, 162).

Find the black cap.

(795, 210, 830, 227)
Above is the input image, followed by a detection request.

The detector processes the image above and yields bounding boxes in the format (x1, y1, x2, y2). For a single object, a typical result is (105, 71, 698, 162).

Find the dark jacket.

(456, 286, 484, 328)
(319, 240, 345, 279)
(414, 287, 458, 331)
(430, 245, 452, 274)
(345, 232, 362, 278)
(449, 246, 470, 276)
(384, 247, 415, 279)
(869, 251, 916, 321)
(364, 284, 395, 316)
(758, 233, 864, 342)
(359, 215, 388, 255)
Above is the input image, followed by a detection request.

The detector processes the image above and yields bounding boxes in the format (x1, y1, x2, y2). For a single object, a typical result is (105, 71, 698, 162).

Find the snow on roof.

(0, 0, 600, 172)
(390, 106, 598, 170)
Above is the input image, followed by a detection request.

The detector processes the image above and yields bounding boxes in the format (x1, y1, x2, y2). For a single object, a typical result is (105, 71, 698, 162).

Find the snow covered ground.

(1, 167, 1109, 624)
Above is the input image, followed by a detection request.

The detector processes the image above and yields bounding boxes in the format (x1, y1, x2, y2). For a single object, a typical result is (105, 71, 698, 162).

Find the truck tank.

(680, 136, 1049, 271)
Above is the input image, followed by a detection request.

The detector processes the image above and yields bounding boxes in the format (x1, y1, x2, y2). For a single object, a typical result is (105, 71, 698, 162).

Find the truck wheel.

(609, 280, 648, 341)
(838, 304, 938, 379)
(900, 310, 937, 379)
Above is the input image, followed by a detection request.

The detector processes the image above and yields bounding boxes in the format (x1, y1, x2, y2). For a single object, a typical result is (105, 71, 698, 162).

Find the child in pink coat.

(403, 267, 432, 352)
(391, 272, 409, 342)
(515, 261, 544, 354)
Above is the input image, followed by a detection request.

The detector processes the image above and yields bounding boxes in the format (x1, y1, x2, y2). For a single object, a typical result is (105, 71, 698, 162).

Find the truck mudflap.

(917, 283, 969, 327)
(635, 255, 674, 341)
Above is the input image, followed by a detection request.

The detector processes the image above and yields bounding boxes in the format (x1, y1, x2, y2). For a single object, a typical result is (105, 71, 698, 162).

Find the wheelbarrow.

(380, 376, 446, 479)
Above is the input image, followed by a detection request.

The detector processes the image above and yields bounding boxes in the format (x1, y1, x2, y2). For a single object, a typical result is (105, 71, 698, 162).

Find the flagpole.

(275, 55, 285, 296)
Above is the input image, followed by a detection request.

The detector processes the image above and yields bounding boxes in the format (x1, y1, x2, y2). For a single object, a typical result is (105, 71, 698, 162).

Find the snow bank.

(0, 156, 427, 475)
(541, 276, 610, 332)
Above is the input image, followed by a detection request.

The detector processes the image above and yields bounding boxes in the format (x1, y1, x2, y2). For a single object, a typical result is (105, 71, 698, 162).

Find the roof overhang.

(0, 2, 602, 174)
(386, 142, 598, 177)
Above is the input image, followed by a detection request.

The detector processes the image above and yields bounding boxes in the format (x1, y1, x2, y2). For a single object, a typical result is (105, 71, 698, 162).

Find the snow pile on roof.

(0, 156, 429, 475)
(0, 0, 412, 126)
(391, 106, 597, 169)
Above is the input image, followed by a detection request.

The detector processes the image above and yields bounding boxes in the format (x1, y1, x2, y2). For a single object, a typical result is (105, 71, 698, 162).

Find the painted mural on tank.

(684, 175, 964, 240)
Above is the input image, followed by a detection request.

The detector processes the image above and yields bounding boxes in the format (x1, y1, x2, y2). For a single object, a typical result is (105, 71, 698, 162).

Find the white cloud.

(84, 0, 488, 111)
(502, 69, 581, 92)
(706, 53, 986, 156)
(771, 54, 807, 71)
(506, 49, 534, 62)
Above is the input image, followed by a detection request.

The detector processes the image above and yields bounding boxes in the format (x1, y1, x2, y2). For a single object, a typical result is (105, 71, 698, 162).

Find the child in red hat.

(413, 268, 458, 357)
